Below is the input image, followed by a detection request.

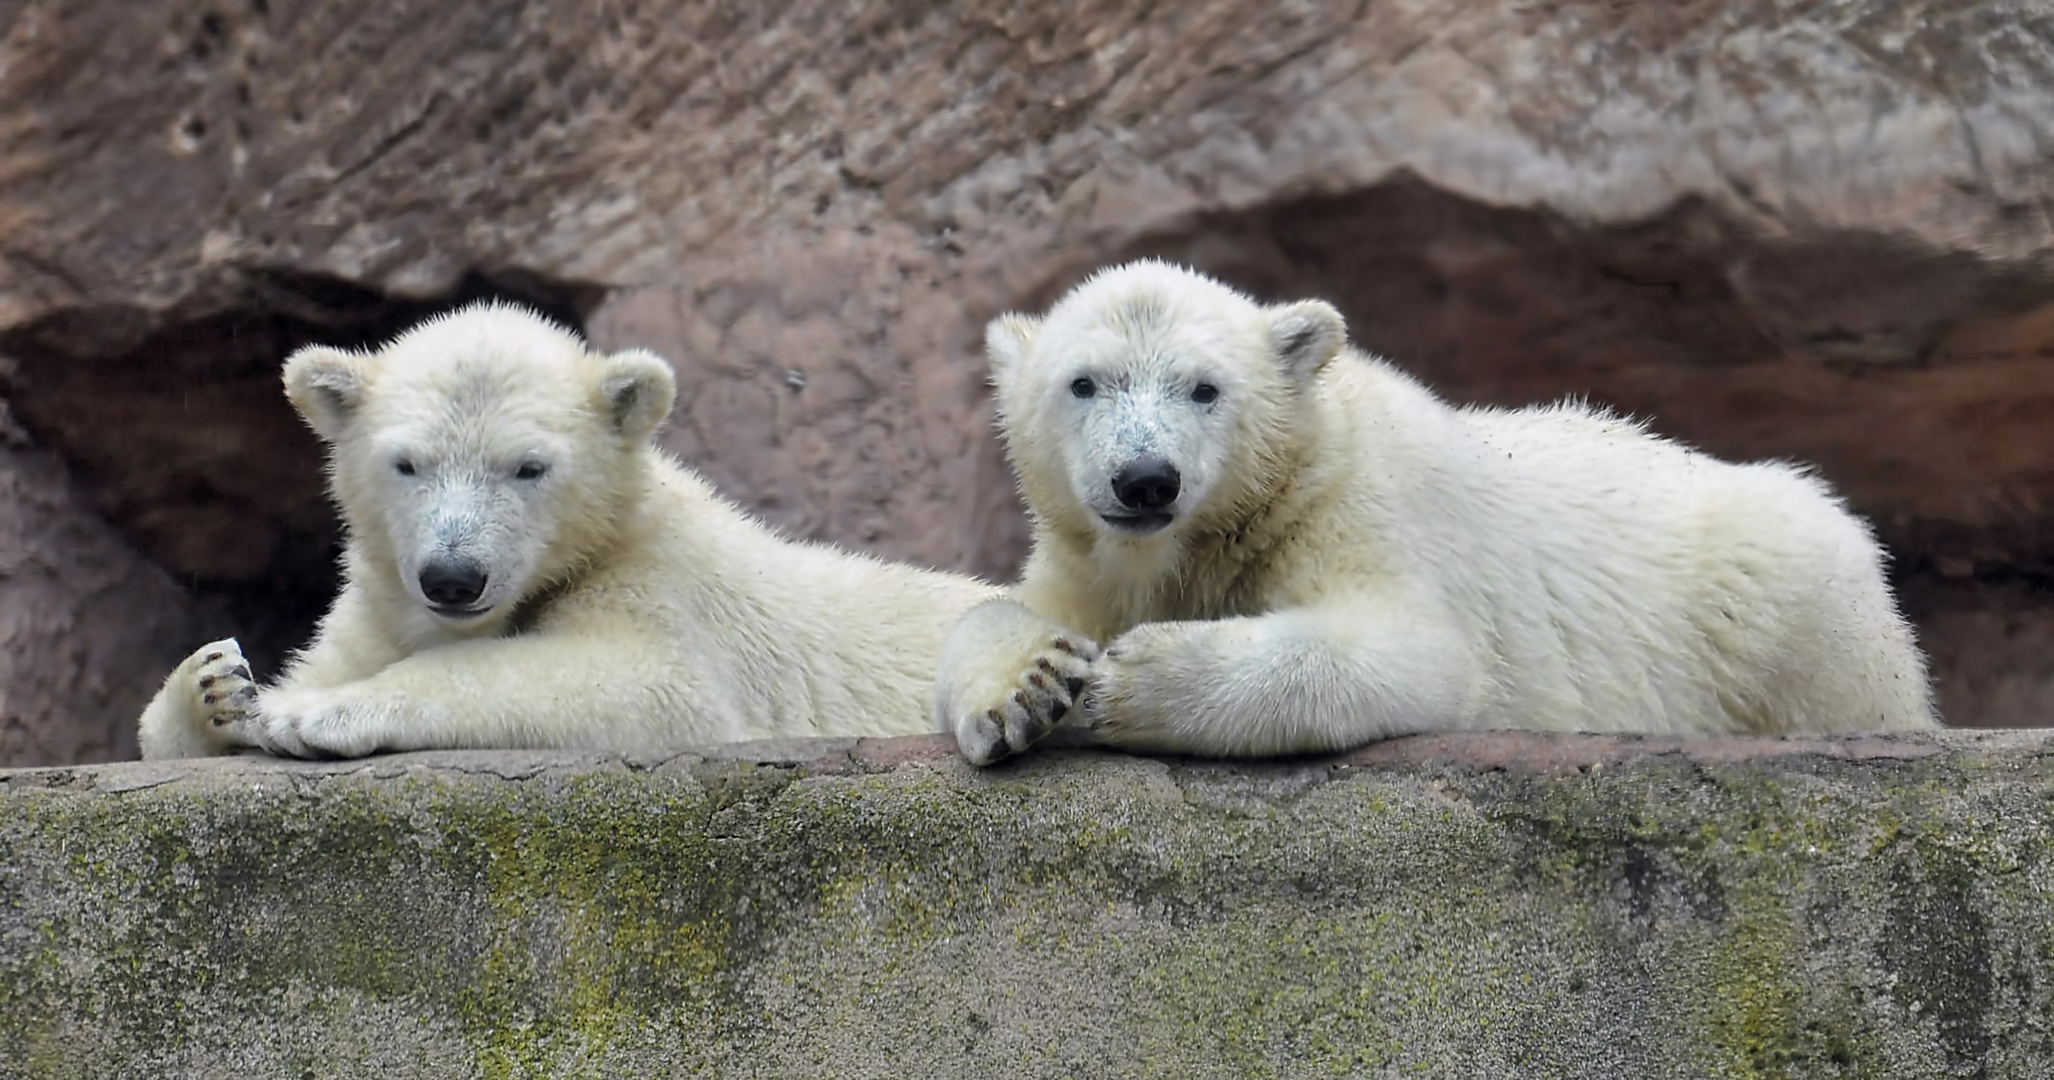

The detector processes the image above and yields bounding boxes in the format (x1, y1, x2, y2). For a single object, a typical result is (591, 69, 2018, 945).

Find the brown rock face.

(0, 440, 227, 764)
(0, 0, 2049, 763)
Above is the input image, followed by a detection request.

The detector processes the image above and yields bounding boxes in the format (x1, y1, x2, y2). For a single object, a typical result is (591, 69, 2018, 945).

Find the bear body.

(140, 302, 999, 760)
(935, 260, 1937, 764)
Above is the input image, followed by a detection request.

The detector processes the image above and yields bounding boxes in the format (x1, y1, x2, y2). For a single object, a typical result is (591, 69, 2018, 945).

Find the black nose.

(419, 560, 487, 608)
(1112, 458, 1181, 511)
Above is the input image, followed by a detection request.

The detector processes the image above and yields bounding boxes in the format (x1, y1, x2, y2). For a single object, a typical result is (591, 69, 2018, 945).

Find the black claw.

(198, 675, 216, 689)
(233, 665, 252, 679)
(201, 693, 219, 705)
(202, 651, 223, 664)
(1026, 672, 1048, 690)
(1052, 638, 1075, 654)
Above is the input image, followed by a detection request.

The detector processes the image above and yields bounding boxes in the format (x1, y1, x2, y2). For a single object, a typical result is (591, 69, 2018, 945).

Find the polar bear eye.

(515, 461, 549, 481)
(1192, 383, 1220, 405)
(394, 459, 416, 477)
(1069, 377, 1097, 399)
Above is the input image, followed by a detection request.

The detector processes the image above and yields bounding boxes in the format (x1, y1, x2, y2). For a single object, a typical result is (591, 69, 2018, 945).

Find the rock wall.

(0, 440, 226, 765)
(2, 731, 2050, 1076)
(2, 0, 2051, 762)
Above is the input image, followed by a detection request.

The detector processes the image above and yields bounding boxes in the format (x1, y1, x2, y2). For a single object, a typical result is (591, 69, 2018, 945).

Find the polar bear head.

(282, 302, 675, 635)
(985, 260, 1347, 542)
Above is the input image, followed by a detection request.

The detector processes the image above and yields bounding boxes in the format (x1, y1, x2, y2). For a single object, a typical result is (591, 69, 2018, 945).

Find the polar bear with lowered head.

(139, 302, 999, 760)
(935, 260, 1936, 765)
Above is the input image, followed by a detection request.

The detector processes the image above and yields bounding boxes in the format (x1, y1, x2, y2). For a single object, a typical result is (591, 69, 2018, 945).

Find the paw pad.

(186, 639, 255, 734)
(951, 623, 1104, 767)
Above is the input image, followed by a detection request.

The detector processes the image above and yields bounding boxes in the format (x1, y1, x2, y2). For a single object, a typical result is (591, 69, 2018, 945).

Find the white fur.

(139, 302, 1000, 760)
(937, 260, 1937, 765)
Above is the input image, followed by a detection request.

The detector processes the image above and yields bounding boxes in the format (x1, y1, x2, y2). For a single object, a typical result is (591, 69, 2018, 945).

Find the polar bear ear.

(1266, 300, 1348, 382)
(282, 345, 368, 441)
(984, 314, 1040, 380)
(599, 347, 678, 442)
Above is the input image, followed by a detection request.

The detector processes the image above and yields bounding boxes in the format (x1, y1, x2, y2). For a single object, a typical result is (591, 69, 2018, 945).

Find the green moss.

(1701, 889, 1810, 1076)
(433, 775, 739, 1075)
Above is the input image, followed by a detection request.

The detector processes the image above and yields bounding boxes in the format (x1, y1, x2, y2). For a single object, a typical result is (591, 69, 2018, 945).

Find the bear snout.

(1112, 457, 1181, 512)
(419, 559, 490, 612)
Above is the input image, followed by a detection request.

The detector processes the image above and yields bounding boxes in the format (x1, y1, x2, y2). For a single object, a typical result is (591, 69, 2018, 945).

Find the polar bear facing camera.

(935, 260, 1936, 765)
(139, 301, 1000, 760)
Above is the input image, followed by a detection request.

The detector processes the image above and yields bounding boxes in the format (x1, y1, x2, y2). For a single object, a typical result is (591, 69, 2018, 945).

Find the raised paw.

(187, 638, 258, 732)
(138, 636, 264, 760)
(958, 633, 1102, 766)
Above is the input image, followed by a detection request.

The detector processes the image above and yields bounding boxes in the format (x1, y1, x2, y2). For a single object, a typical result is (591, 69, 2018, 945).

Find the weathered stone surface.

(0, 0, 2050, 761)
(2, 731, 2050, 1077)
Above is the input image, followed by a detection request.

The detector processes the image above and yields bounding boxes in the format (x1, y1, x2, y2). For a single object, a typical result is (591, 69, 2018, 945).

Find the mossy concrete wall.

(2, 730, 2051, 1078)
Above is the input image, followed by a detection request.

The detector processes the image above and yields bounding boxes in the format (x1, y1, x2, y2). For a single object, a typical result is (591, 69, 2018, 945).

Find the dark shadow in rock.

(0, 268, 603, 681)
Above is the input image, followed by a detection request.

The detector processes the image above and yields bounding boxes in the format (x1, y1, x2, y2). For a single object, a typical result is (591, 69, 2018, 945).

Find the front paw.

(248, 688, 385, 759)
(949, 633, 1102, 766)
(188, 639, 259, 734)
(140, 637, 262, 760)
(1078, 624, 1187, 748)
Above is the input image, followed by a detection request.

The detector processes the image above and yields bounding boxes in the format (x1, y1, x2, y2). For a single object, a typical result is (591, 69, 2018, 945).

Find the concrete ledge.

(3, 731, 2051, 1078)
